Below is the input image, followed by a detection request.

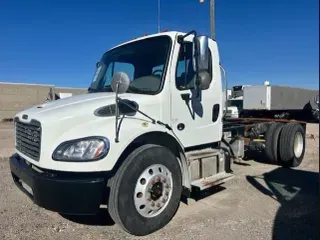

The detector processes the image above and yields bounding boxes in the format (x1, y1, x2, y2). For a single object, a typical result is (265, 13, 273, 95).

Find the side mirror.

(198, 71, 211, 90)
(111, 72, 130, 94)
(192, 35, 209, 73)
(192, 35, 211, 90)
(111, 72, 130, 143)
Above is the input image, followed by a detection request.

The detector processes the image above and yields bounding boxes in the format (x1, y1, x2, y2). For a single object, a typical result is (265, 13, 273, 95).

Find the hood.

(15, 92, 159, 125)
(13, 91, 164, 172)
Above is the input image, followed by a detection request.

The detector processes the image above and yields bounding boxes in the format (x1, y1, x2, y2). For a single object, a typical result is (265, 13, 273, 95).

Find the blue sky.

(0, 0, 318, 89)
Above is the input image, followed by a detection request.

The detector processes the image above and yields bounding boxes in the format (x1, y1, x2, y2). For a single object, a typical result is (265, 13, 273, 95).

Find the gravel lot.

(0, 123, 318, 240)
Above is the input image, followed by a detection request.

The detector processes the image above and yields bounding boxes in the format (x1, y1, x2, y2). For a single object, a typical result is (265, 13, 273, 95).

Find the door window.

(175, 42, 212, 90)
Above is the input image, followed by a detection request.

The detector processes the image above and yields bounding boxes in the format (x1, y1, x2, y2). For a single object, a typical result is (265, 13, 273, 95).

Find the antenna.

(157, 0, 161, 33)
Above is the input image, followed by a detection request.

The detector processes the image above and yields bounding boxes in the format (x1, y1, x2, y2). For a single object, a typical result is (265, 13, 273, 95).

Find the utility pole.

(210, 0, 215, 40)
(199, 0, 215, 40)
(158, 0, 161, 33)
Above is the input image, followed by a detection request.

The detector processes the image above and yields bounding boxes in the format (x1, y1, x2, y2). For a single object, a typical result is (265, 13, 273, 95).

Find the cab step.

(191, 171, 234, 191)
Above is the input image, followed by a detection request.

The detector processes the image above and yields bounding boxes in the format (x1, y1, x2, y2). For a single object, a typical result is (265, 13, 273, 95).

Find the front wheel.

(107, 144, 182, 236)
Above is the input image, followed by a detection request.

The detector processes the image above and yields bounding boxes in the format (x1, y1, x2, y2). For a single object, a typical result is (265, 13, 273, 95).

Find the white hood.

(13, 91, 163, 172)
(15, 92, 159, 125)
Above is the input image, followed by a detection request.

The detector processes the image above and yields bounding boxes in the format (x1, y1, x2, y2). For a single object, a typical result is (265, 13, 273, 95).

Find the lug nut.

(156, 176, 160, 182)
(147, 197, 151, 202)
(162, 178, 167, 183)
(151, 202, 155, 207)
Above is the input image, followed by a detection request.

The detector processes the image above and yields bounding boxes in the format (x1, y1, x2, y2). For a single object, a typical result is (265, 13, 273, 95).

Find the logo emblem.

(22, 115, 28, 120)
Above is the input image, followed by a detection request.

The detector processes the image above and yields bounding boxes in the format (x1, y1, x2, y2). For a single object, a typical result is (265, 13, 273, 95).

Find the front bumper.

(9, 153, 109, 215)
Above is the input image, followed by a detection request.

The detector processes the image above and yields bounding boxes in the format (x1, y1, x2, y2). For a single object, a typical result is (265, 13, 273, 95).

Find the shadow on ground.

(186, 185, 226, 203)
(60, 208, 115, 226)
(246, 167, 319, 240)
(242, 150, 275, 166)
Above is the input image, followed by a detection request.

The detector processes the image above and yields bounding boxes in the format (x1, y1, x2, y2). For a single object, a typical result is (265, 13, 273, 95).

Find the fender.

(110, 117, 191, 190)
(113, 130, 191, 191)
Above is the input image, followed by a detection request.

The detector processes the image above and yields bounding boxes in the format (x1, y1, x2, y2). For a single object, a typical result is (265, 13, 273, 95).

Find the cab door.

(170, 35, 222, 148)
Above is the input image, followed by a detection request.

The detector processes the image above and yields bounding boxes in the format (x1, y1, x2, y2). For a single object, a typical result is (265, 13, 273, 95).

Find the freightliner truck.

(9, 30, 307, 236)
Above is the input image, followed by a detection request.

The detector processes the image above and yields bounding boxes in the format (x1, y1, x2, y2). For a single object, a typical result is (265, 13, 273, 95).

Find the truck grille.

(15, 118, 42, 161)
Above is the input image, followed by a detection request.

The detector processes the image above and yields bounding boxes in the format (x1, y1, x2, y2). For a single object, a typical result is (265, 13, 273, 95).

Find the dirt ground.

(0, 123, 318, 240)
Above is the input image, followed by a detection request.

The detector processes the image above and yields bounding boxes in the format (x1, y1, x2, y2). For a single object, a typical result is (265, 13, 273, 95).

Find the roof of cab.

(108, 31, 184, 51)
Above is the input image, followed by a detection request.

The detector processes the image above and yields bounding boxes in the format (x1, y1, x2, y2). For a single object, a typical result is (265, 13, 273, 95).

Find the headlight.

(52, 137, 110, 161)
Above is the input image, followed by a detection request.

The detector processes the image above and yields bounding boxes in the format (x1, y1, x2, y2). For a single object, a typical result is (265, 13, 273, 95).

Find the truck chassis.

(223, 117, 306, 167)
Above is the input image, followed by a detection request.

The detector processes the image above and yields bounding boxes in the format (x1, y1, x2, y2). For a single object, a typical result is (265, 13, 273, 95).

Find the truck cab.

(10, 30, 229, 235)
(226, 98, 243, 118)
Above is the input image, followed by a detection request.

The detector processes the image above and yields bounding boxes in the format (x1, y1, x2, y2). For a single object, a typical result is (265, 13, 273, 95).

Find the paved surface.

(0, 123, 318, 240)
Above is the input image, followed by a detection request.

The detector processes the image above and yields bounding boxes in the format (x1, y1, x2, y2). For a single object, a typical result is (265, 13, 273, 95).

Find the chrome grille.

(15, 118, 41, 161)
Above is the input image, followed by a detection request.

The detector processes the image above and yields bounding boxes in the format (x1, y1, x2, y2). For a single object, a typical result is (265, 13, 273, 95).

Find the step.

(191, 171, 234, 191)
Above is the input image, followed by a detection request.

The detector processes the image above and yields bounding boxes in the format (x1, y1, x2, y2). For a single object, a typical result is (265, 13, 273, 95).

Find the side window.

(103, 62, 135, 87)
(175, 42, 212, 90)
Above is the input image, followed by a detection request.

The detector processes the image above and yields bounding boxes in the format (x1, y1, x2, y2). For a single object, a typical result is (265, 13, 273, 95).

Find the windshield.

(89, 36, 172, 95)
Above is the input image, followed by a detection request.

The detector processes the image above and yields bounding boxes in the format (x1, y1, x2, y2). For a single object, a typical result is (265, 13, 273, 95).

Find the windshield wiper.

(87, 85, 114, 93)
(127, 85, 153, 94)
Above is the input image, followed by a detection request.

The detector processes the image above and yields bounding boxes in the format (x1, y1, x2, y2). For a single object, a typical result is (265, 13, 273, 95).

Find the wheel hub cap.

(293, 132, 304, 158)
(150, 182, 163, 201)
(134, 164, 173, 218)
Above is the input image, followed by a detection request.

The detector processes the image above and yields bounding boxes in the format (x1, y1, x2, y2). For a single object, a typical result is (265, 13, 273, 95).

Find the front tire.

(107, 144, 182, 236)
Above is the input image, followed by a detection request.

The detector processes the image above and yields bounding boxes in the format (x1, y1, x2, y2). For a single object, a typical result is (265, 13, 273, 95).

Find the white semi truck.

(9, 30, 307, 236)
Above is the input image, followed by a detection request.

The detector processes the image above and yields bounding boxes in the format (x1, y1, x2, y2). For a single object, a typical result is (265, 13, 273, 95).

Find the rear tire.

(107, 144, 182, 236)
(264, 122, 284, 164)
(278, 123, 306, 168)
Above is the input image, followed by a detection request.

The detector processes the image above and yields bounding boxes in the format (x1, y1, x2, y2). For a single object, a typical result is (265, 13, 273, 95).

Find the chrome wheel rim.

(134, 164, 173, 218)
(293, 132, 304, 158)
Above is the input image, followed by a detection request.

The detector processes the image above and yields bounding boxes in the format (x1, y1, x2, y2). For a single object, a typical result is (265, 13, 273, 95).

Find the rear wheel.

(278, 123, 306, 167)
(107, 144, 182, 236)
(264, 122, 284, 164)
